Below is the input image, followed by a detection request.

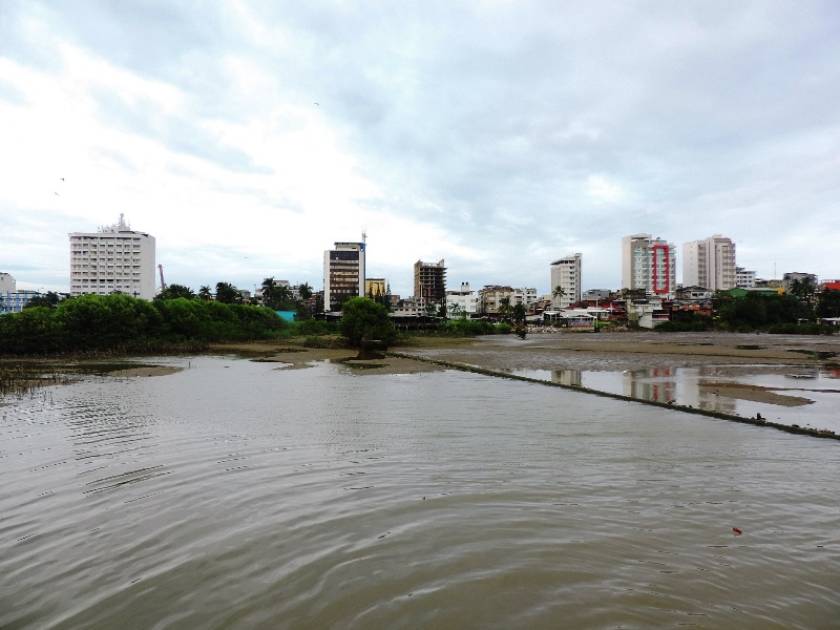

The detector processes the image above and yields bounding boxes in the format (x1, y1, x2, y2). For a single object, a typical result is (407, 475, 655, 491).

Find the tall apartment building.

(323, 241, 366, 311)
(683, 235, 736, 291)
(621, 234, 676, 296)
(69, 215, 156, 299)
(0, 272, 16, 293)
(549, 253, 582, 308)
(414, 259, 447, 303)
(735, 267, 756, 289)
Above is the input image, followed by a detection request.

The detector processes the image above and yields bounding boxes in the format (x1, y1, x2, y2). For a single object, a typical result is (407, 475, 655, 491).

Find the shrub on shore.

(0, 294, 286, 355)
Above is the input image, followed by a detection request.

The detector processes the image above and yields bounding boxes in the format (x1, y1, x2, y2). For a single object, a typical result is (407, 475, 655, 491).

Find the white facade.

(323, 240, 366, 311)
(446, 282, 479, 315)
(683, 235, 736, 291)
(69, 215, 156, 300)
(550, 253, 581, 308)
(735, 267, 756, 289)
(0, 272, 16, 293)
(621, 234, 676, 296)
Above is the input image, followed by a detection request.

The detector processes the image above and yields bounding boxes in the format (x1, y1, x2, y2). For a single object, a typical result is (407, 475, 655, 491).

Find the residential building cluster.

(3, 218, 839, 330)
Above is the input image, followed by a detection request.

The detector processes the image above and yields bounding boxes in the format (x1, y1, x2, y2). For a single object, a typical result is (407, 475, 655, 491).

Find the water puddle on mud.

(510, 365, 840, 432)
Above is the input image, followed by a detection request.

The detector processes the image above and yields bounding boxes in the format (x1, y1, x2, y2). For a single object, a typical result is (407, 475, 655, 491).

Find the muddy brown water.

(1, 356, 839, 628)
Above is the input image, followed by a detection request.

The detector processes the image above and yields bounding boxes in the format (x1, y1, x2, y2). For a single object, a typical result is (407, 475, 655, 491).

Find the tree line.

(0, 293, 286, 355)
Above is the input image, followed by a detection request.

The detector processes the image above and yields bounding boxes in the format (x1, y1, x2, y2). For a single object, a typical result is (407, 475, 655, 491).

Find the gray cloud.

(3, 1, 840, 294)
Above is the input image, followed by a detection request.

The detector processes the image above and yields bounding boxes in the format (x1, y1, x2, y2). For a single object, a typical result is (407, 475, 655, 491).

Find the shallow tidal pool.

(1, 356, 839, 628)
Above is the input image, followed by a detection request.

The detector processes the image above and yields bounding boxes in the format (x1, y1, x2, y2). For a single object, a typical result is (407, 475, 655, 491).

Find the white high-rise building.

(621, 234, 676, 296)
(683, 235, 736, 291)
(323, 240, 366, 311)
(550, 253, 582, 308)
(0, 272, 15, 293)
(69, 215, 156, 300)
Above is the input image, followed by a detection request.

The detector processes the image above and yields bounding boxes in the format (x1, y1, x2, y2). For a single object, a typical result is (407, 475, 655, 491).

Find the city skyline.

(2, 2, 840, 295)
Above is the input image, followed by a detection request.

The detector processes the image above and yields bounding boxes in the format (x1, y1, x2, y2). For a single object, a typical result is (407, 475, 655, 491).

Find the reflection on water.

(1, 357, 839, 628)
(511, 365, 840, 430)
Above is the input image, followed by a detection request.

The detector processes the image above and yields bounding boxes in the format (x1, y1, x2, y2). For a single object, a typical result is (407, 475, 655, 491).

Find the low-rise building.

(735, 267, 756, 289)
(625, 296, 671, 329)
(478, 285, 537, 315)
(782, 272, 818, 293)
(0, 290, 43, 314)
(755, 278, 783, 289)
(446, 282, 479, 315)
(581, 289, 612, 303)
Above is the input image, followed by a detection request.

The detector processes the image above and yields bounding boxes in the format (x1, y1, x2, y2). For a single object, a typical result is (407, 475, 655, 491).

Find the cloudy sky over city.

(2, 1, 839, 295)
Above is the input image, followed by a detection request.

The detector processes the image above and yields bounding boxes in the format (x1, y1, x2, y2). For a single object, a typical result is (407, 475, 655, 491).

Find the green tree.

(198, 285, 213, 301)
(23, 292, 61, 309)
(498, 296, 512, 321)
(298, 282, 313, 300)
(552, 286, 566, 302)
(340, 297, 396, 353)
(215, 282, 241, 304)
(512, 302, 527, 324)
(156, 284, 196, 300)
(817, 290, 840, 318)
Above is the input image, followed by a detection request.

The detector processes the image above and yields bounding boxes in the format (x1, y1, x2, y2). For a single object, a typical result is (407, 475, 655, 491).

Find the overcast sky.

(2, 1, 839, 295)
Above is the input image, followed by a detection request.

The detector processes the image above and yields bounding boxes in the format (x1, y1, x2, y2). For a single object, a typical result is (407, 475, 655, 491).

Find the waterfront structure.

(365, 278, 388, 299)
(549, 253, 582, 308)
(323, 240, 366, 311)
(414, 259, 447, 304)
(621, 234, 676, 296)
(446, 282, 479, 315)
(683, 235, 736, 291)
(735, 267, 757, 289)
(69, 215, 156, 300)
(0, 272, 15, 293)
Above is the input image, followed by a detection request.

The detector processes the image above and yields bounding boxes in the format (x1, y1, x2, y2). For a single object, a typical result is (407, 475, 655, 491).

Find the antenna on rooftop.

(362, 228, 367, 244)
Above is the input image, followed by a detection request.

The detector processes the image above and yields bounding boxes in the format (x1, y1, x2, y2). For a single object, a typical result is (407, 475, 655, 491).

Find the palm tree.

(261, 277, 276, 305)
(215, 282, 240, 304)
(499, 296, 512, 321)
(553, 285, 566, 301)
(298, 282, 313, 300)
(198, 285, 213, 301)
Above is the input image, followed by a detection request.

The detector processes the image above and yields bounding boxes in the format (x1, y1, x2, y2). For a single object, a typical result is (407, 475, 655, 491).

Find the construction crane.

(158, 264, 166, 291)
